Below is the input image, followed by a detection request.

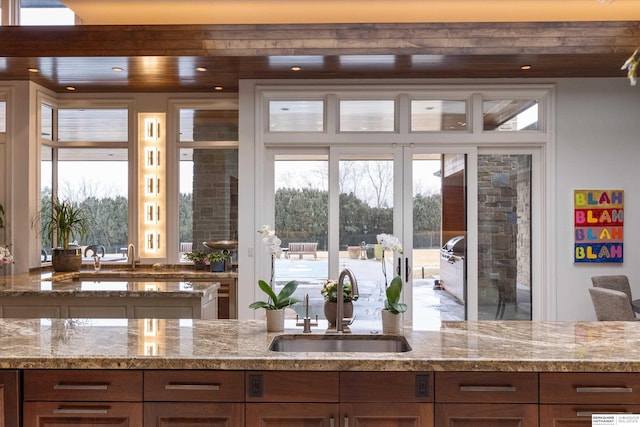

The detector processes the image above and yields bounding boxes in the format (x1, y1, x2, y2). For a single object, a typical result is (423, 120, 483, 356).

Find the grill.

(439, 236, 466, 303)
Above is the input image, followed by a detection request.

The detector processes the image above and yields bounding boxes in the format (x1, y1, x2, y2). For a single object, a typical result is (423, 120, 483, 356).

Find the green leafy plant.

(205, 250, 229, 263)
(384, 276, 407, 314)
(321, 279, 358, 302)
(37, 198, 90, 249)
(183, 250, 207, 263)
(249, 279, 300, 311)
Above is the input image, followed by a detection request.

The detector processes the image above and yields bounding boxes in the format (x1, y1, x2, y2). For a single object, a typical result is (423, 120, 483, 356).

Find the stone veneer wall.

(190, 110, 239, 252)
(192, 149, 238, 250)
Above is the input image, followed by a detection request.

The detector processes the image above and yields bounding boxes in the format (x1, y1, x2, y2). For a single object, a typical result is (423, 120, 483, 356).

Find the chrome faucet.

(127, 243, 137, 270)
(336, 268, 359, 333)
(296, 294, 318, 333)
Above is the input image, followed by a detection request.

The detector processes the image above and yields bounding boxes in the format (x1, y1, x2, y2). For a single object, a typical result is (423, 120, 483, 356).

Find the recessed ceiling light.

(66, 86, 76, 91)
(291, 66, 302, 71)
(213, 86, 223, 91)
(112, 67, 124, 72)
(521, 65, 532, 70)
(196, 67, 207, 72)
(28, 67, 39, 73)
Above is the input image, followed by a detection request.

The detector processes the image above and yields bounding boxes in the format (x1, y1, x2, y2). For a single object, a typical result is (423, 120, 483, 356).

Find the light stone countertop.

(0, 318, 638, 372)
(0, 267, 233, 298)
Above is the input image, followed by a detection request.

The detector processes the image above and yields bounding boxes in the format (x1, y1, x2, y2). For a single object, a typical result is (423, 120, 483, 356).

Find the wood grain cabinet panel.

(246, 402, 339, 426)
(245, 371, 339, 403)
(540, 404, 640, 427)
(23, 401, 142, 426)
(0, 370, 20, 427)
(343, 402, 434, 426)
(23, 370, 143, 402)
(341, 371, 433, 402)
(436, 371, 538, 403)
(144, 402, 244, 427)
(144, 370, 244, 402)
(436, 402, 539, 427)
(540, 373, 640, 404)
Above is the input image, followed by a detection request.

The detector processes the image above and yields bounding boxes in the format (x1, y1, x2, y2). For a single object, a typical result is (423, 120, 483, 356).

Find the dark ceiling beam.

(0, 21, 638, 57)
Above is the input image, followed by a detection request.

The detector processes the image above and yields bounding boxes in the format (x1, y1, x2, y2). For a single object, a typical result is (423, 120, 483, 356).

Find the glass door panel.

(338, 155, 394, 330)
(273, 156, 329, 320)
(409, 152, 466, 330)
(477, 154, 532, 320)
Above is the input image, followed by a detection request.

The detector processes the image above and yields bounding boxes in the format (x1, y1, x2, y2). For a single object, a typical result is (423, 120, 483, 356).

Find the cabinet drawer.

(436, 403, 538, 427)
(144, 370, 244, 402)
(23, 401, 142, 425)
(24, 370, 143, 401)
(435, 372, 538, 403)
(540, 373, 640, 404)
(341, 372, 433, 402)
(540, 404, 640, 426)
(246, 371, 339, 402)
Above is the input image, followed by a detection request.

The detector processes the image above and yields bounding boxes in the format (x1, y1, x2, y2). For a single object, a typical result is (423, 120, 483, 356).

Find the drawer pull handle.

(53, 406, 110, 415)
(576, 386, 633, 393)
(165, 383, 220, 391)
(54, 383, 109, 391)
(576, 411, 631, 417)
(460, 386, 517, 392)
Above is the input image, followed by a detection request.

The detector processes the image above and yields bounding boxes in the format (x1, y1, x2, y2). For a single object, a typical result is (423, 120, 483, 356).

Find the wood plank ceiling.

(0, 21, 638, 93)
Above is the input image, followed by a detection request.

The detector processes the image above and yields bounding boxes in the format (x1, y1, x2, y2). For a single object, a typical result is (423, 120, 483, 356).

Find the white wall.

(555, 78, 640, 320)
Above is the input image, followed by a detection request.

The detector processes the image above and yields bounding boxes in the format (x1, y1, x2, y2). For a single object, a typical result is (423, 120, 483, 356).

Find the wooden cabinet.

(216, 278, 237, 319)
(245, 371, 339, 425)
(435, 372, 538, 427)
(23, 370, 143, 426)
(143, 370, 244, 426)
(540, 373, 640, 427)
(341, 371, 434, 426)
(246, 371, 433, 426)
(0, 370, 20, 427)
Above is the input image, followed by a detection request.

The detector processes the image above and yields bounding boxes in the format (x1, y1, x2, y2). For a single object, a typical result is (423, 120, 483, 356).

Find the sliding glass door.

(271, 147, 472, 330)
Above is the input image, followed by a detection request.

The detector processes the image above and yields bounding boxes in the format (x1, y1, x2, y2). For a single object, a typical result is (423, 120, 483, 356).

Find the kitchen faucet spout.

(127, 243, 136, 270)
(336, 268, 358, 333)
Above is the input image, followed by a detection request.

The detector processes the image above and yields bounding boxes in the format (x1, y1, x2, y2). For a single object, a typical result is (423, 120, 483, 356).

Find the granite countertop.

(0, 268, 228, 298)
(0, 318, 638, 372)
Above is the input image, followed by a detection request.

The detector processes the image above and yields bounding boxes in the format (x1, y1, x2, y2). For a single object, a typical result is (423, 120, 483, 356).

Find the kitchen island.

(0, 269, 222, 319)
(0, 319, 638, 426)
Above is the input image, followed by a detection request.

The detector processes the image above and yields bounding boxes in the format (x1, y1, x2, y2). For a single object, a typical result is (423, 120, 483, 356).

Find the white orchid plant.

(257, 225, 282, 287)
(377, 233, 403, 287)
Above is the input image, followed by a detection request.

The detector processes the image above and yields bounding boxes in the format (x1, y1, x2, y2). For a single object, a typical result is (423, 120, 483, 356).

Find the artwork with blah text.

(574, 190, 623, 263)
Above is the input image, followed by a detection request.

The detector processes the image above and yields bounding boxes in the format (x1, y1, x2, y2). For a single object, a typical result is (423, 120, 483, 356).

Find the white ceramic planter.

(381, 309, 402, 334)
(265, 309, 285, 332)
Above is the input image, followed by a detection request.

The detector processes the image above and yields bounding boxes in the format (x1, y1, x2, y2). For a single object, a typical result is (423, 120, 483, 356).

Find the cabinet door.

(0, 370, 20, 427)
(540, 404, 640, 427)
(342, 402, 434, 426)
(144, 402, 244, 427)
(436, 403, 538, 427)
(246, 403, 338, 426)
(23, 401, 142, 426)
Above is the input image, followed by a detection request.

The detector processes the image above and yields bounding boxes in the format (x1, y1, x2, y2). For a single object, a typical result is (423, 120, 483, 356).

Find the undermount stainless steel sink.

(269, 334, 412, 353)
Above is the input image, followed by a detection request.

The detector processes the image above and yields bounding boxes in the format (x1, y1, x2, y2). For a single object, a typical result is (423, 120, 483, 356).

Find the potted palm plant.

(38, 198, 90, 272)
(249, 279, 300, 332)
(382, 276, 407, 334)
